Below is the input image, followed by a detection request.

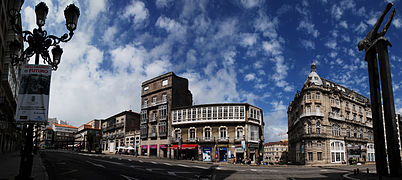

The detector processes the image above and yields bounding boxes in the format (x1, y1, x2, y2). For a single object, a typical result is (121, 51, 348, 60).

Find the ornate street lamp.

(8, 1, 80, 70)
(8, 1, 79, 179)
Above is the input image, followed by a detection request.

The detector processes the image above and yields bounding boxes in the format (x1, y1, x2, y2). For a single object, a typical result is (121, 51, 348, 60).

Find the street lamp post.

(8, 1, 79, 179)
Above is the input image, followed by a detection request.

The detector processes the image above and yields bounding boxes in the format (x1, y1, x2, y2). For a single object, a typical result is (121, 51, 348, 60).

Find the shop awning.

(141, 145, 147, 149)
(160, 144, 167, 149)
(170, 145, 179, 149)
(150, 145, 157, 149)
(181, 144, 198, 149)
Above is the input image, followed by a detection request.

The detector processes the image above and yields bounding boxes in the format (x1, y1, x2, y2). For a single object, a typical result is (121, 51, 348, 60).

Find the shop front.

(235, 147, 244, 163)
(218, 147, 227, 162)
(160, 144, 168, 158)
(202, 147, 212, 161)
(141, 145, 147, 156)
(150, 144, 157, 156)
(181, 144, 198, 160)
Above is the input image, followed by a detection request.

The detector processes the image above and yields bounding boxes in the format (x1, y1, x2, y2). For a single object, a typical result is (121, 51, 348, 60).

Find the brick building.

(288, 62, 374, 165)
(170, 103, 264, 164)
(140, 72, 192, 158)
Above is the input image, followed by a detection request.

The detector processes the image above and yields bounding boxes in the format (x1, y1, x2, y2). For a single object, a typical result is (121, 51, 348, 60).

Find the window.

(219, 127, 227, 139)
(223, 106, 228, 119)
(317, 141, 322, 148)
(174, 129, 181, 140)
(177, 110, 181, 122)
(360, 129, 363, 139)
(240, 107, 245, 119)
(306, 93, 311, 99)
(204, 127, 211, 140)
(346, 127, 350, 137)
(316, 122, 321, 134)
(162, 79, 168, 86)
(189, 128, 196, 140)
(144, 99, 148, 107)
(307, 121, 312, 134)
(144, 86, 149, 91)
(213, 107, 217, 119)
(317, 152, 322, 160)
(332, 124, 340, 136)
(159, 105, 167, 120)
(162, 93, 167, 103)
(316, 105, 320, 113)
(182, 110, 187, 121)
(159, 122, 166, 135)
(152, 96, 157, 104)
(236, 127, 244, 139)
(234, 107, 239, 119)
(207, 107, 212, 120)
(316, 92, 320, 99)
(307, 141, 312, 149)
(218, 107, 222, 119)
(346, 112, 350, 120)
(229, 106, 233, 119)
(353, 104, 356, 111)
(202, 107, 207, 120)
(353, 129, 357, 138)
(249, 125, 259, 141)
(308, 152, 313, 161)
(192, 108, 196, 120)
(306, 105, 311, 113)
(353, 114, 356, 121)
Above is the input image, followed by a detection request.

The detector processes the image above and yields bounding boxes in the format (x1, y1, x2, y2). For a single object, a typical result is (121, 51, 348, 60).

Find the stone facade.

(140, 72, 192, 158)
(264, 140, 288, 164)
(170, 103, 264, 164)
(53, 124, 78, 149)
(288, 62, 374, 165)
(102, 111, 140, 153)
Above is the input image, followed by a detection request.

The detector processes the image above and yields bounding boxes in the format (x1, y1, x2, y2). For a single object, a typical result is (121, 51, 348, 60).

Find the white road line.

(93, 159, 124, 165)
(121, 174, 139, 180)
(127, 159, 132, 161)
(164, 163, 172, 166)
(320, 169, 329, 172)
(86, 161, 105, 168)
(343, 173, 359, 180)
(167, 172, 176, 176)
(177, 164, 189, 168)
(151, 161, 157, 164)
(250, 169, 257, 172)
(193, 165, 208, 169)
(216, 167, 222, 170)
(139, 160, 143, 163)
(130, 165, 141, 168)
(146, 169, 152, 172)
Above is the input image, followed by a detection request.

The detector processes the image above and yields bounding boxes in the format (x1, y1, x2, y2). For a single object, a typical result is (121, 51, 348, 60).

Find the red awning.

(170, 145, 179, 149)
(181, 144, 198, 149)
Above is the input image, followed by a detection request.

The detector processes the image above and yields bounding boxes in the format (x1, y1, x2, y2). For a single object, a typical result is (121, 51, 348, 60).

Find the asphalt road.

(40, 150, 375, 180)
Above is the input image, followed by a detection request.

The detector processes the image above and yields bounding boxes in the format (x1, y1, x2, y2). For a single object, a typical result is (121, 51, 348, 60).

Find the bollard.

(357, 168, 359, 174)
(367, 168, 369, 174)
(354, 169, 357, 175)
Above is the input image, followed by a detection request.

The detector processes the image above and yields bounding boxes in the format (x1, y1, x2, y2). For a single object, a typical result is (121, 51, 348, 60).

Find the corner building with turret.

(287, 62, 375, 165)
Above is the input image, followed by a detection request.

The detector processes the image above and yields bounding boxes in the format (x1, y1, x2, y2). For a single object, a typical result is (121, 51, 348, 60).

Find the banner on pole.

(15, 65, 52, 123)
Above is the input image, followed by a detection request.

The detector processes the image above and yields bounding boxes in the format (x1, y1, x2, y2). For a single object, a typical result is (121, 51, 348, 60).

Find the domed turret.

(305, 60, 323, 86)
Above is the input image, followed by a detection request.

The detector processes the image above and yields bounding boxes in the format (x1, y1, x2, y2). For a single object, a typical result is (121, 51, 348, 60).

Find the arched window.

(307, 121, 312, 134)
(316, 122, 321, 134)
(332, 124, 340, 136)
(360, 129, 363, 139)
(353, 129, 357, 138)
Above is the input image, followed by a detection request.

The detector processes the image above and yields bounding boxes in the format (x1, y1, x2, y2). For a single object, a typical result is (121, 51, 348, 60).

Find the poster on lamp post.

(15, 64, 52, 123)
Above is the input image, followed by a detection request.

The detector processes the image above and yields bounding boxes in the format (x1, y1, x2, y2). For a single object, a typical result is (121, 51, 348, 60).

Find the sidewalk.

(0, 151, 48, 180)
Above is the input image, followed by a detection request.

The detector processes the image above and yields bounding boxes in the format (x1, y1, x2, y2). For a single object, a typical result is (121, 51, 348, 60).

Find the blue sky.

(20, 0, 402, 142)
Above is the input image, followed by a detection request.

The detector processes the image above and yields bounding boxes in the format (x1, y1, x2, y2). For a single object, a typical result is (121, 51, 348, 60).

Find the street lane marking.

(130, 165, 141, 168)
(146, 169, 152, 172)
(250, 169, 257, 172)
(59, 169, 79, 175)
(177, 164, 189, 168)
(121, 174, 139, 180)
(343, 173, 359, 180)
(86, 161, 105, 168)
(139, 160, 143, 163)
(127, 159, 132, 161)
(151, 161, 157, 164)
(168, 172, 176, 176)
(164, 163, 172, 166)
(193, 165, 208, 169)
(93, 159, 124, 165)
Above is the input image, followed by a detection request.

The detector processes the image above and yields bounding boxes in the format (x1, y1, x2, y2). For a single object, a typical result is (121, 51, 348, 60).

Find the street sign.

(15, 65, 52, 123)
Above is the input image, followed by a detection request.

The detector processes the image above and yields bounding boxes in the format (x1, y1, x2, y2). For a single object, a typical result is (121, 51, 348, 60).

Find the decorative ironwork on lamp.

(8, 1, 80, 70)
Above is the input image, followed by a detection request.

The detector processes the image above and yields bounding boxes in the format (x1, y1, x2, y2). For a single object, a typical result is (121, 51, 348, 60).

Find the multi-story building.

(75, 119, 102, 152)
(264, 140, 288, 164)
(124, 129, 141, 155)
(170, 103, 264, 163)
(53, 124, 78, 149)
(0, 0, 23, 153)
(288, 62, 374, 165)
(140, 72, 192, 158)
(36, 126, 53, 149)
(102, 110, 140, 153)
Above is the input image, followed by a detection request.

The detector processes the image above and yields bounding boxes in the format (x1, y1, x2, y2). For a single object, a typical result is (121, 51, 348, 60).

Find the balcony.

(149, 117, 157, 122)
(217, 137, 229, 143)
(199, 137, 214, 143)
(140, 119, 148, 124)
(143, 100, 167, 109)
(159, 116, 167, 121)
(150, 132, 156, 138)
(159, 131, 167, 137)
(366, 112, 372, 119)
(115, 122, 124, 128)
(234, 137, 245, 143)
(328, 113, 345, 121)
(300, 112, 324, 118)
(331, 103, 341, 109)
(171, 138, 181, 143)
(303, 133, 328, 138)
(142, 104, 148, 109)
(186, 138, 197, 143)
(141, 134, 147, 139)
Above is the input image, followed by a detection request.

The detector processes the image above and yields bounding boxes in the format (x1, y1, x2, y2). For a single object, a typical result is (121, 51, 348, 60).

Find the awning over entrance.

(169, 144, 198, 149)
(182, 144, 198, 149)
(141, 145, 147, 149)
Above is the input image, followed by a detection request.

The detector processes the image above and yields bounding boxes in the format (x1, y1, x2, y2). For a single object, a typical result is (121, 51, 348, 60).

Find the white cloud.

(123, 0, 149, 24)
(240, 0, 261, 9)
(264, 100, 288, 142)
(245, 73, 256, 81)
(331, 5, 343, 20)
(300, 39, 315, 49)
(103, 26, 118, 44)
(86, 0, 106, 20)
(354, 21, 368, 34)
(262, 40, 282, 56)
(367, 17, 377, 26)
(393, 18, 402, 29)
(339, 21, 348, 28)
(155, 0, 174, 8)
(297, 20, 319, 38)
(240, 33, 258, 47)
(254, 15, 279, 39)
(325, 40, 337, 49)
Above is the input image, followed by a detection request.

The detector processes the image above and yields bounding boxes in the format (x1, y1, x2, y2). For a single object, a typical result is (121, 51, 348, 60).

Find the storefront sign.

(203, 147, 212, 162)
(235, 148, 244, 152)
(141, 145, 147, 149)
(15, 65, 52, 123)
(160, 144, 167, 149)
(219, 147, 227, 151)
(241, 140, 246, 150)
(150, 145, 157, 149)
